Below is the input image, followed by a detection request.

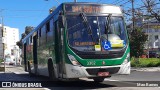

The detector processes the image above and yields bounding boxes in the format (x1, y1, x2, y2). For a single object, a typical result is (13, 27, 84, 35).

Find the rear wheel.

(28, 61, 34, 77)
(48, 59, 57, 81)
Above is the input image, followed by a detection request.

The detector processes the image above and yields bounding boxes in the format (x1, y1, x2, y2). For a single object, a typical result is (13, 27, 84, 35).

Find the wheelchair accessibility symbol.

(103, 41, 111, 50)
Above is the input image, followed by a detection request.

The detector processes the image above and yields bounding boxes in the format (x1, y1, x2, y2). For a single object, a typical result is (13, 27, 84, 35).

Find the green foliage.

(25, 26, 34, 35)
(129, 28, 148, 57)
(21, 33, 26, 39)
(16, 40, 22, 49)
(131, 58, 160, 67)
(131, 57, 140, 67)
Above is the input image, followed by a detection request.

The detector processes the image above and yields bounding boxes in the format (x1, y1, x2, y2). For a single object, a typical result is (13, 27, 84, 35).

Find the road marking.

(14, 72, 28, 74)
(104, 78, 119, 81)
(43, 88, 51, 90)
(79, 78, 93, 81)
(79, 78, 119, 81)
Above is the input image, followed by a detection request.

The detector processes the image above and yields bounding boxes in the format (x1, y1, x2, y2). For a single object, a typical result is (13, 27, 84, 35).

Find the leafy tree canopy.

(129, 28, 148, 57)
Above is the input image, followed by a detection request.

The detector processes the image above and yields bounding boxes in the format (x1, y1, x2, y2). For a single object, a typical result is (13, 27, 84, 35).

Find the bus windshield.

(66, 15, 128, 52)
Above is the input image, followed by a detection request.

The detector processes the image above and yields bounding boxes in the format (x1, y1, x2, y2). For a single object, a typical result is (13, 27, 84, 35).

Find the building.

(0, 24, 20, 64)
(142, 19, 160, 55)
(127, 17, 160, 57)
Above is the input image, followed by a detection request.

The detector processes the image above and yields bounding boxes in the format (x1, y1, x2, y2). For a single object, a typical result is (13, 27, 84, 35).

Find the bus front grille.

(86, 67, 120, 75)
(78, 53, 123, 59)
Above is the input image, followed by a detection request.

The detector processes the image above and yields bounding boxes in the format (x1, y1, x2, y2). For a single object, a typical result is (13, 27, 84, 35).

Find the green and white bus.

(22, 2, 130, 82)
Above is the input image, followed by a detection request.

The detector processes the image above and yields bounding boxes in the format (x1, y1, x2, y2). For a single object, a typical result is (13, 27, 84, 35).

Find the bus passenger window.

(37, 31, 38, 38)
(30, 36, 32, 43)
(39, 28, 41, 37)
(37, 31, 39, 46)
(46, 22, 50, 33)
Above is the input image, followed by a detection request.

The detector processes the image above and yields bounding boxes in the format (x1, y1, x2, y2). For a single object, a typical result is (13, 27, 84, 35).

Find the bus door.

(33, 35, 38, 74)
(55, 21, 64, 78)
(24, 43, 27, 71)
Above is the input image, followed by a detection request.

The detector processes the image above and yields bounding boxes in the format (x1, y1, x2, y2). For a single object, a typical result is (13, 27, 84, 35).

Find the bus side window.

(41, 25, 46, 44)
(30, 36, 32, 44)
(26, 38, 30, 52)
(52, 20, 55, 42)
(46, 19, 54, 43)
(54, 21, 58, 44)
(46, 21, 50, 33)
(39, 28, 42, 45)
(49, 19, 54, 42)
(37, 31, 39, 46)
(39, 28, 41, 37)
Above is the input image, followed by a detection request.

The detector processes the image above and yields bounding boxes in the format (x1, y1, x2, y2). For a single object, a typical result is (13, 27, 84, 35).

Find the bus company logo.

(2, 82, 11, 87)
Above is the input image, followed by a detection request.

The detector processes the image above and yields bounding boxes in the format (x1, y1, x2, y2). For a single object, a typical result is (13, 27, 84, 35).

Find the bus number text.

(87, 61, 96, 65)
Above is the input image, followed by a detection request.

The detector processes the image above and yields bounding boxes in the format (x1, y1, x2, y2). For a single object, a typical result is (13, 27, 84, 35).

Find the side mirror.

(58, 12, 64, 28)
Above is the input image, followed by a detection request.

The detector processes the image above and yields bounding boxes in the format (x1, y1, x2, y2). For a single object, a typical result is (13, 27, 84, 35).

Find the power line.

(45, 0, 60, 4)
(113, 0, 126, 5)
(111, 0, 121, 4)
(54, 0, 60, 4)
(8, 10, 47, 12)
(119, 0, 131, 6)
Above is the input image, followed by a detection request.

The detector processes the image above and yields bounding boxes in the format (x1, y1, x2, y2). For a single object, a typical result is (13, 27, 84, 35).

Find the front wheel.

(48, 59, 57, 81)
(93, 78, 105, 83)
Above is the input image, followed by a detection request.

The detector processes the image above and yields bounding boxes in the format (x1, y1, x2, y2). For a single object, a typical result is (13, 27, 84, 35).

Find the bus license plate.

(97, 72, 109, 76)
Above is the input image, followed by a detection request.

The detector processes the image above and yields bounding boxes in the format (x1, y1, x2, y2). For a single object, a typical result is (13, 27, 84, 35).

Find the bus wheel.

(28, 61, 34, 77)
(48, 59, 57, 81)
(93, 77, 105, 83)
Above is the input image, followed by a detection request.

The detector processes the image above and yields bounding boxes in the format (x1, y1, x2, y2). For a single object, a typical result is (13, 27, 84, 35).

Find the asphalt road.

(0, 65, 160, 90)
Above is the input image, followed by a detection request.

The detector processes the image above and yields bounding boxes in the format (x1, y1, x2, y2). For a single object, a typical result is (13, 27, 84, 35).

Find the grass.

(131, 58, 160, 67)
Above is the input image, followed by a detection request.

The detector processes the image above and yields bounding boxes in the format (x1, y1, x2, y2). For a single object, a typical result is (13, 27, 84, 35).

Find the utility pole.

(131, 0, 135, 31)
(0, 9, 5, 72)
(147, 21, 150, 58)
(74, 0, 77, 2)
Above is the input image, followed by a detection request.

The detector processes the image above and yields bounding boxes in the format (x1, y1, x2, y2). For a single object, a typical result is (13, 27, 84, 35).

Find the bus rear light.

(67, 54, 81, 66)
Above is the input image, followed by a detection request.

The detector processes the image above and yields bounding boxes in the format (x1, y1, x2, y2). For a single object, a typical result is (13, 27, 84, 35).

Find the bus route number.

(87, 61, 96, 66)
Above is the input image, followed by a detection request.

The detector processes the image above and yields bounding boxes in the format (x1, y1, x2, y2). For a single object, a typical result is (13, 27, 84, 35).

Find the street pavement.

(3, 65, 160, 73)
(0, 65, 160, 90)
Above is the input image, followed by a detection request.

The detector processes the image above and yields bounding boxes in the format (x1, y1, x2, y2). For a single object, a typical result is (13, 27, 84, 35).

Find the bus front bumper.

(65, 61, 130, 78)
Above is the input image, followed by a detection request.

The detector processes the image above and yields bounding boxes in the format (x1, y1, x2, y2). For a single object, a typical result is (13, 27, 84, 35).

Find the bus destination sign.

(71, 6, 100, 13)
(65, 4, 122, 14)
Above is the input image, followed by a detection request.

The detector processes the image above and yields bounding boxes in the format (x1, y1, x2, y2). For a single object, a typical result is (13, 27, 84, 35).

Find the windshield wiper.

(104, 14, 112, 41)
(80, 13, 95, 43)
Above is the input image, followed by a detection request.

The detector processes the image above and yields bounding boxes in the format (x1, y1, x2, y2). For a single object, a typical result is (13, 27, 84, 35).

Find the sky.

(0, 0, 142, 39)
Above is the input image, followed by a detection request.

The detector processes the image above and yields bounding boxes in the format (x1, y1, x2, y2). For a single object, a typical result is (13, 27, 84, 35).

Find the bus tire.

(28, 61, 34, 77)
(48, 59, 57, 81)
(93, 77, 105, 83)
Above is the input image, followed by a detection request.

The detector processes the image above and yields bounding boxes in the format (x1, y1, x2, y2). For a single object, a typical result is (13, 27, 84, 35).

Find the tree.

(16, 33, 26, 49)
(25, 26, 34, 35)
(142, 0, 160, 22)
(129, 28, 148, 57)
(16, 41, 22, 49)
(16, 26, 34, 49)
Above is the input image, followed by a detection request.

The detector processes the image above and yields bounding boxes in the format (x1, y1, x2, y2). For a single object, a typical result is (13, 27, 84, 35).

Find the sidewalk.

(6, 65, 26, 73)
(0, 65, 26, 73)
(131, 67, 160, 72)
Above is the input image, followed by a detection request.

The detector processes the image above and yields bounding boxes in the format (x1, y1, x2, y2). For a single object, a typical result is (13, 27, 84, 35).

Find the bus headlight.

(67, 54, 81, 66)
(122, 53, 130, 65)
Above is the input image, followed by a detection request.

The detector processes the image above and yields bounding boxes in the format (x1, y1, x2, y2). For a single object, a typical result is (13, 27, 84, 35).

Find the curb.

(131, 67, 160, 72)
